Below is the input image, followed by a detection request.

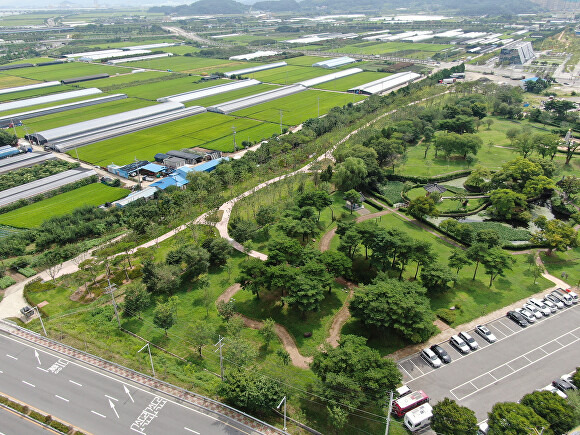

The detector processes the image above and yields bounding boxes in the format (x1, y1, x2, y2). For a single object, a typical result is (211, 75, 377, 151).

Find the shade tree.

(431, 398, 478, 435)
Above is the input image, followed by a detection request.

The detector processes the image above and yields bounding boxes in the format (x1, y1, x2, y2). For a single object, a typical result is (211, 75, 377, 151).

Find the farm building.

(108, 161, 149, 179)
(224, 62, 287, 78)
(191, 157, 229, 172)
(0, 151, 56, 175)
(0, 168, 96, 207)
(0, 81, 60, 96)
(157, 79, 261, 103)
(207, 85, 306, 114)
(124, 43, 177, 50)
(64, 49, 124, 59)
(166, 150, 204, 164)
(499, 40, 535, 64)
(0, 146, 20, 160)
(108, 53, 173, 64)
(0, 88, 102, 113)
(154, 153, 170, 162)
(312, 57, 357, 69)
(348, 72, 421, 95)
(79, 50, 152, 62)
(61, 74, 109, 85)
(0, 94, 127, 126)
(113, 186, 158, 207)
(37, 60, 67, 67)
(285, 33, 358, 44)
(229, 51, 279, 61)
(150, 173, 188, 189)
(139, 163, 167, 177)
(163, 156, 186, 169)
(298, 68, 363, 87)
(0, 63, 34, 71)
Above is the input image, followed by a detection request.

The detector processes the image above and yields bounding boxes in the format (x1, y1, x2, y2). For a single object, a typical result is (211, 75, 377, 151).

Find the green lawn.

(326, 41, 452, 59)
(540, 248, 580, 288)
(0, 74, 39, 90)
(74, 70, 172, 89)
(313, 71, 391, 91)
(0, 183, 128, 228)
(2, 62, 132, 82)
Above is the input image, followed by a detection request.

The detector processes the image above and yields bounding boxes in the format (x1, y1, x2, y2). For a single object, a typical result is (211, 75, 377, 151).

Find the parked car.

(561, 374, 577, 387)
(458, 332, 479, 350)
(475, 325, 497, 343)
(541, 298, 557, 313)
(516, 308, 536, 324)
(540, 384, 567, 399)
(477, 422, 489, 435)
(565, 288, 579, 303)
(449, 335, 470, 354)
(528, 298, 551, 316)
(421, 348, 442, 368)
(523, 303, 542, 319)
(507, 310, 528, 327)
(544, 294, 564, 309)
(553, 378, 577, 393)
(430, 345, 452, 364)
(552, 289, 573, 306)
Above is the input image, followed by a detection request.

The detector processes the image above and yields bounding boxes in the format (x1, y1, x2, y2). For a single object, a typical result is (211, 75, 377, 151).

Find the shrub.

(364, 198, 383, 211)
(49, 420, 71, 432)
(24, 277, 56, 293)
(127, 266, 143, 280)
(435, 308, 456, 325)
(0, 276, 16, 289)
(18, 267, 37, 278)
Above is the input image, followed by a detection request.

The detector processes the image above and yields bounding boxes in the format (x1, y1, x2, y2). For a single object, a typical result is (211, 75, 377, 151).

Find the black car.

(506, 310, 528, 327)
(553, 379, 577, 393)
(430, 345, 452, 364)
(20, 305, 33, 318)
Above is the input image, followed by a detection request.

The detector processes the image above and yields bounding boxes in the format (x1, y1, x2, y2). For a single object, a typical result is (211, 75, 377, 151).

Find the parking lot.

(398, 299, 580, 421)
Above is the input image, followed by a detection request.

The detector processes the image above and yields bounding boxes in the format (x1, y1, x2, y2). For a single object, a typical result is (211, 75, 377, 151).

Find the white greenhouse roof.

(224, 62, 287, 78)
(348, 72, 421, 94)
(298, 68, 362, 87)
(229, 51, 279, 61)
(109, 53, 173, 64)
(81, 49, 151, 61)
(0, 81, 61, 96)
(113, 186, 158, 207)
(0, 152, 56, 175)
(0, 88, 102, 113)
(285, 33, 358, 44)
(124, 43, 176, 50)
(208, 85, 305, 114)
(158, 79, 261, 103)
(64, 49, 124, 58)
(312, 57, 357, 68)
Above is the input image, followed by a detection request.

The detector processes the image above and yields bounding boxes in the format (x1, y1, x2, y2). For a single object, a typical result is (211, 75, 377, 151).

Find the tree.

(344, 189, 360, 214)
(259, 318, 276, 349)
(181, 245, 210, 277)
(153, 300, 177, 335)
(488, 189, 528, 221)
(466, 243, 490, 281)
(203, 238, 233, 266)
(311, 335, 402, 408)
(564, 134, 580, 165)
(276, 348, 290, 366)
(350, 278, 437, 343)
(327, 405, 349, 434)
(448, 250, 472, 274)
(411, 240, 435, 279)
(297, 190, 332, 218)
(408, 196, 439, 219)
(420, 263, 457, 293)
(142, 261, 181, 295)
(218, 368, 284, 413)
(122, 282, 150, 319)
(484, 118, 494, 130)
(532, 133, 560, 160)
(559, 175, 580, 200)
(332, 157, 368, 192)
(320, 250, 352, 282)
(531, 218, 578, 255)
(216, 299, 235, 322)
(523, 176, 555, 198)
(521, 391, 575, 434)
(255, 204, 277, 227)
(236, 258, 267, 298)
(283, 273, 325, 318)
(431, 398, 478, 435)
(189, 320, 217, 357)
(475, 229, 502, 249)
(481, 248, 516, 287)
(487, 402, 552, 435)
(225, 337, 257, 366)
(573, 366, 580, 388)
(0, 130, 17, 146)
(513, 134, 534, 159)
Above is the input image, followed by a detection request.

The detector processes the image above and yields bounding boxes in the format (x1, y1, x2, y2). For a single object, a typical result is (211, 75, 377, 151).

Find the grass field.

(541, 248, 580, 289)
(233, 89, 366, 125)
(184, 84, 280, 108)
(74, 70, 171, 89)
(0, 84, 75, 102)
(71, 112, 279, 164)
(0, 75, 40, 90)
(114, 76, 235, 100)
(2, 62, 131, 82)
(327, 41, 452, 59)
(119, 56, 261, 75)
(313, 71, 391, 91)
(0, 183, 128, 228)
(245, 64, 352, 85)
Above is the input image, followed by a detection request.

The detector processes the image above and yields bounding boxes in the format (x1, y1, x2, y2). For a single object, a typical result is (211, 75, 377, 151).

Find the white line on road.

(105, 394, 118, 401)
(398, 363, 413, 380)
(184, 428, 200, 434)
(496, 319, 516, 334)
(6, 354, 17, 360)
(22, 381, 35, 388)
(409, 359, 425, 375)
(69, 380, 82, 387)
(91, 411, 106, 418)
(55, 395, 69, 402)
(37, 367, 48, 372)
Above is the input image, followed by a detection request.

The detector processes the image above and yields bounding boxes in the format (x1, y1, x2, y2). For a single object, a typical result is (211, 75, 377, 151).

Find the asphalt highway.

(0, 405, 59, 435)
(0, 333, 250, 435)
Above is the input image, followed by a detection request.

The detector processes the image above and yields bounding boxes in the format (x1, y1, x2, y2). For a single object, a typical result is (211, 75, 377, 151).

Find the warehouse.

(157, 79, 261, 103)
(191, 157, 228, 172)
(499, 40, 535, 65)
(298, 68, 363, 87)
(0, 146, 21, 160)
(0, 151, 56, 175)
(207, 84, 305, 114)
(61, 74, 109, 84)
(113, 186, 158, 207)
(139, 163, 168, 177)
(108, 161, 149, 179)
(348, 72, 421, 95)
(0, 168, 97, 207)
(224, 62, 287, 78)
(0, 94, 127, 126)
(312, 57, 357, 69)
(150, 173, 188, 190)
(37, 60, 67, 67)
(124, 43, 177, 50)
(0, 81, 61, 96)
(163, 156, 186, 169)
(166, 150, 204, 164)
(108, 53, 173, 64)
(229, 51, 279, 61)
(0, 88, 103, 113)
(154, 153, 170, 163)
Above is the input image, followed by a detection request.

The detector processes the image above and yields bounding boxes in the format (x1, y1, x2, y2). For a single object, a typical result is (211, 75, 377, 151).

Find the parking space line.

(523, 355, 532, 363)
(538, 347, 548, 354)
(398, 364, 413, 380)
(505, 364, 514, 371)
(571, 332, 579, 340)
(496, 319, 516, 334)
(489, 372, 497, 380)
(410, 360, 425, 375)
(554, 339, 563, 346)
(488, 324, 507, 339)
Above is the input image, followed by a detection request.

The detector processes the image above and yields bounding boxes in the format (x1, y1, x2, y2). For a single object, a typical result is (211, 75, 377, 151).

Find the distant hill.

(150, 0, 248, 15)
(252, 0, 300, 12)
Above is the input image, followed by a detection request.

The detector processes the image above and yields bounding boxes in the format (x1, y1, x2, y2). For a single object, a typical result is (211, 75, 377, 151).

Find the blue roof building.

(150, 173, 188, 190)
(191, 157, 229, 173)
(140, 163, 167, 175)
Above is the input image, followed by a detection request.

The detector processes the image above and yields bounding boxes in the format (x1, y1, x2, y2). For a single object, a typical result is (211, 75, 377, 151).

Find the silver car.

(421, 348, 442, 368)
(475, 325, 497, 343)
(541, 298, 557, 313)
(516, 308, 536, 324)
(459, 331, 479, 350)
(523, 303, 542, 319)
(544, 294, 564, 309)
(552, 289, 573, 306)
(450, 335, 470, 354)
(528, 298, 551, 316)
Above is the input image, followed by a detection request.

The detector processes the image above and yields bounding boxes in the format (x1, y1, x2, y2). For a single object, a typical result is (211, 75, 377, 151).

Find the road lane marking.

(22, 381, 35, 387)
(6, 354, 17, 360)
(69, 380, 82, 387)
(105, 394, 118, 401)
(184, 428, 200, 434)
(91, 411, 106, 418)
(37, 367, 48, 372)
(55, 395, 69, 402)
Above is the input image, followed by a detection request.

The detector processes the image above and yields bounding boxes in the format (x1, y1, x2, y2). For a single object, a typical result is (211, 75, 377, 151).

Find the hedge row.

(0, 276, 16, 289)
(369, 190, 395, 206)
(364, 198, 384, 211)
(385, 170, 472, 184)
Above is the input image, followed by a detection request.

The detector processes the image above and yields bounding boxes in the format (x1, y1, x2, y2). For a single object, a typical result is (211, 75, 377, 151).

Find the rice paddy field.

(118, 56, 261, 74)
(325, 41, 453, 59)
(245, 64, 353, 85)
(70, 112, 280, 165)
(0, 183, 128, 228)
(312, 71, 391, 91)
(184, 84, 280, 107)
(115, 76, 234, 100)
(74, 71, 172, 89)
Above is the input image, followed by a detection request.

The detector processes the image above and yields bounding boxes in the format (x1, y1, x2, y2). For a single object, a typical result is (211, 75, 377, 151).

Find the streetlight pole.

(277, 396, 287, 432)
(138, 342, 155, 377)
(33, 306, 47, 337)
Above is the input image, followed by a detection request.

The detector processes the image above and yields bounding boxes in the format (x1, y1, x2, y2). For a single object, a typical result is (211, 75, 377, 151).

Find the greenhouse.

(0, 81, 61, 96)
(348, 72, 421, 95)
(298, 68, 363, 87)
(109, 53, 173, 64)
(224, 62, 287, 78)
(312, 57, 357, 69)
(158, 79, 261, 103)
(0, 152, 56, 175)
(207, 85, 305, 114)
(0, 88, 102, 112)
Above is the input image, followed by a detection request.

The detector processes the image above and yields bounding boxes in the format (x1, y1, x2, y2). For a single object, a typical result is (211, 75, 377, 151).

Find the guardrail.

(0, 319, 285, 435)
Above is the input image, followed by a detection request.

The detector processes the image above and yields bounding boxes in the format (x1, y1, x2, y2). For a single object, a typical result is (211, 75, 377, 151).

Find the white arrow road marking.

(184, 428, 200, 434)
(105, 395, 118, 401)
(34, 350, 41, 365)
(109, 399, 119, 419)
(123, 384, 134, 403)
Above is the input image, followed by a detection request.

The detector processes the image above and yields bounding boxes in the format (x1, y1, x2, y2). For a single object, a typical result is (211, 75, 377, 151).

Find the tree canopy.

(431, 398, 478, 435)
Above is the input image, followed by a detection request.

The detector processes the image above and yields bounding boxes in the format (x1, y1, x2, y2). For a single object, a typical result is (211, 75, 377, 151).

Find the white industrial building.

(208, 85, 306, 114)
(0, 88, 102, 113)
(157, 79, 261, 103)
(64, 49, 125, 59)
(348, 72, 421, 95)
(224, 62, 287, 78)
(285, 33, 358, 44)
(298, 68, 363, 87)
(0, 81, 60, 96)
(312, 57, 357, 69)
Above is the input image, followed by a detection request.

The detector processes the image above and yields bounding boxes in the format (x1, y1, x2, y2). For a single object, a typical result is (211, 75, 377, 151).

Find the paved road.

(0, 405, 59, 434)
(399, 302, 580, 421)
(0, 333, 250, 435)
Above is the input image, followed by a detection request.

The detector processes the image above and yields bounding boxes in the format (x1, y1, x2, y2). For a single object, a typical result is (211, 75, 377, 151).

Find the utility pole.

(105, 279, 121, 328)
(33, 306, 47, 337)
(277, 396, 287, 432)
(385, 390, 394, 435)
(214, 335, 225, 379)
(279, 109, 283, 134)
(232, 126, 237, 151)
(138, 343, 155, 377)
(317, 96, 320, 117)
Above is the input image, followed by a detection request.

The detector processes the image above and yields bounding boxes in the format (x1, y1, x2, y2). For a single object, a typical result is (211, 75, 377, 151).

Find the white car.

(544, 294, 564, 309)
(459, 331, 479, 350)
(450, 335, 470, 354)
(541, 298, 557, 313)
(516, 308, 536, 324)
(475, 325, 497, 343)
(551, 290, 573, 306)
(528, 298, 551, 316)
(565, 289, 579, 304)
(523, 303, 542, 319)
(541, 384, 567, 399)
(421, 348, 442, 368)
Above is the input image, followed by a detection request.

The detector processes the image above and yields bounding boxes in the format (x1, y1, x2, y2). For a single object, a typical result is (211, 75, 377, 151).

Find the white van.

(404, 403, 433, 432)
(477, 422, 489, 435)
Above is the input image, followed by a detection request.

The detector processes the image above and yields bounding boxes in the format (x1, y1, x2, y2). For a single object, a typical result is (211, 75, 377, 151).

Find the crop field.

(6, 58, 55, 65)
(327, 41, 452, 58)
(71, 112, 278, 165)
(0, 183, 128, 228)
(246, 64, 352, 85)
(0, 224, 22, 239)
(13, 97, 153, 135)
(84, 39, 181, 49)
(0, 84, 76, 103)
(284, 56, 329, 66)
(158, 46, 200, 55)
(3, 62, 131, 82)
(0, 75, 39, 90)
(183, 84, 280, 108)
(74, 71, 171, 89)
(0, 13, 60, 26)
(233, 89, 366, 125)
(313, 71, 391, 91)
(118, 76, 235, 100)
(119, 56, 260, 74)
